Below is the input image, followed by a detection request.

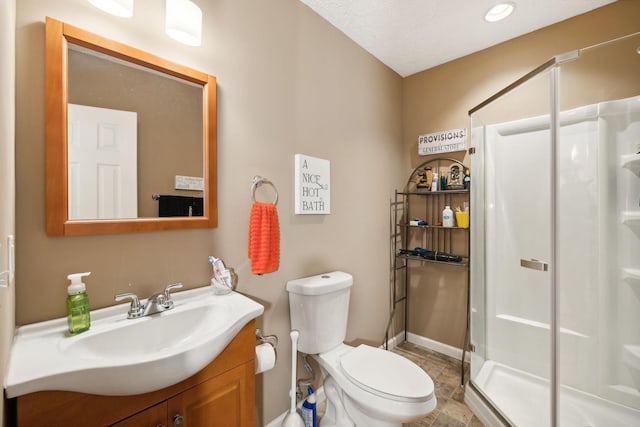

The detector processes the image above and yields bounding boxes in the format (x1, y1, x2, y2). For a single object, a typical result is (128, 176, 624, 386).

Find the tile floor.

(392, 342, 485, 427)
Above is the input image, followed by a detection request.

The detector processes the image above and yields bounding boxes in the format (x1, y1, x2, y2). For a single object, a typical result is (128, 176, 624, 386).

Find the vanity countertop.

(5, 286, 263, 398)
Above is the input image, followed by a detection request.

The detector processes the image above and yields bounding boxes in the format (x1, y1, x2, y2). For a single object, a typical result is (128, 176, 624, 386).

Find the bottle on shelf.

(464, 168, 471, 190)
(443, 205, 454, 227)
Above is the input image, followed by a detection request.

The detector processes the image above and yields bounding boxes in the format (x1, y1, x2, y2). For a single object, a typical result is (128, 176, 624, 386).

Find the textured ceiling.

(299, 0, 617, 77)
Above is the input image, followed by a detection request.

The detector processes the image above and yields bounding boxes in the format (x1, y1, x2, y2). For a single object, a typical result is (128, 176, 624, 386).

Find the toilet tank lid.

(286, 271, 353, 295)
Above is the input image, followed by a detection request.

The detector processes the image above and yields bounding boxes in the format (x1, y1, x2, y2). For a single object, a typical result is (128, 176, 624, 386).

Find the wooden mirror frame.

(45, 17, 217, 236)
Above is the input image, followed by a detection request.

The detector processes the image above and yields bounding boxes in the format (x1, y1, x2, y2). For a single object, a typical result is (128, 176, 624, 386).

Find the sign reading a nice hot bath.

(418, 128, 467, 155)
(294, 154, 331, 215)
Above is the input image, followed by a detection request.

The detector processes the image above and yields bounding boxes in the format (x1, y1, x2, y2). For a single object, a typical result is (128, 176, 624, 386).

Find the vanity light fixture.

(88, 0, 134, 18)
(484, 2, 515, 22)
(165, 0, 203, 46)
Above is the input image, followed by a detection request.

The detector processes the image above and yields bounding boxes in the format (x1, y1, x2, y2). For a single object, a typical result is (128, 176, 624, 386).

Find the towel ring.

(251, 176, 278, 205)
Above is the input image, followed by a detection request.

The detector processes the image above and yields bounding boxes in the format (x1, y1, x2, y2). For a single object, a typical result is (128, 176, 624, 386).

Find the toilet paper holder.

(256, 329, 278, 359)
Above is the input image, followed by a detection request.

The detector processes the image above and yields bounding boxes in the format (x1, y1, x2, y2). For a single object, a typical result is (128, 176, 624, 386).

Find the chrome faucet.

(115, 282, 183, 319)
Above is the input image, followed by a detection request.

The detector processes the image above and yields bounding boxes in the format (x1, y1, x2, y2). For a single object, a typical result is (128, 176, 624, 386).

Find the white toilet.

(286, 271, 436, 427)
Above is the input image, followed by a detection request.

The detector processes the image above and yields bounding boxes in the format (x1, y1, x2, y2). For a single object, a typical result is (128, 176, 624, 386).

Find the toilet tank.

(286, 271, 353, 354)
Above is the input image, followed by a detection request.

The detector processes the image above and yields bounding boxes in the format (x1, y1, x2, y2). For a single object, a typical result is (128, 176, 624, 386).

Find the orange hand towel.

(248, 202, 280, 274)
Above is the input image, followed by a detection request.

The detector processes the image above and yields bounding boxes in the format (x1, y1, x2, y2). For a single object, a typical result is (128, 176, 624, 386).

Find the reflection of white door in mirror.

(67, 104, 137, 220)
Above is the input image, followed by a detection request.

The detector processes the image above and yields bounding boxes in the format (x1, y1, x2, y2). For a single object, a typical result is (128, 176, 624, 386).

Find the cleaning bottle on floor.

(301, 386, 317, 427)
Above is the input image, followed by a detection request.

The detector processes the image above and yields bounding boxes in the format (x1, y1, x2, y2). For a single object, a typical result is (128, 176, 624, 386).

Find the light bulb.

(88, 0, 133, 18)
(165, 0, 203, 46)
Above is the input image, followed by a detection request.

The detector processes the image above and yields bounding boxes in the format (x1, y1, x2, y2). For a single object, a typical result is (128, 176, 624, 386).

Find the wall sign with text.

(294, 154, 331, 215)
(418, 128, 467, 155)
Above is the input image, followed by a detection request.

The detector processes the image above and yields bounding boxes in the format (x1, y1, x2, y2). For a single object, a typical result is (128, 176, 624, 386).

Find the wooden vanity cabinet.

(110, 402, 167, 427)
(165, 361, 253, 427)
(16, 320, 256, 427)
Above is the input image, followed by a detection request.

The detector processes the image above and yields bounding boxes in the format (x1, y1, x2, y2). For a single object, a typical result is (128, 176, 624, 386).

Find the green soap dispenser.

(66, 272, 91, 335)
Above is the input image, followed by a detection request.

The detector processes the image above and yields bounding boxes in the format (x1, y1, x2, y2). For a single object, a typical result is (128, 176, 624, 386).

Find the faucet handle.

(115, 292, 143, 318)
(162, 282, 183, 308)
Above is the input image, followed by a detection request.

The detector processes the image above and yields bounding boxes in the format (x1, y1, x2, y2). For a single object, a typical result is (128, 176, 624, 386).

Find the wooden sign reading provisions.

(418, 128, 467, 155)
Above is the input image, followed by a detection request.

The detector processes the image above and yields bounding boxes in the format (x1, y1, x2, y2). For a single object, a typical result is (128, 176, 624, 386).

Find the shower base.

(466, 361, 640, 427)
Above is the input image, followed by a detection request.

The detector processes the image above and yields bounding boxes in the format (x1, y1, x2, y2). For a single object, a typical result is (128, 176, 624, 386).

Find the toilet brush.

(282, 330, 305, 427)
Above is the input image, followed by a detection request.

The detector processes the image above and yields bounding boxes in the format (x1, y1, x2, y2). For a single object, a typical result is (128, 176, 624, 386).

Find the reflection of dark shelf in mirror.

(157, 196, 203, 217)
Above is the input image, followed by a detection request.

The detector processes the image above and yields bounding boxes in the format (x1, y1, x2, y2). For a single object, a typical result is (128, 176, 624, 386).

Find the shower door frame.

(467, 54, 570, 427)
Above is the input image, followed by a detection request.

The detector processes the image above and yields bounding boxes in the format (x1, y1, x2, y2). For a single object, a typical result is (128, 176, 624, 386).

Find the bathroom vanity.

(15, 320, 255, 426)
(6, 286, 264, 427)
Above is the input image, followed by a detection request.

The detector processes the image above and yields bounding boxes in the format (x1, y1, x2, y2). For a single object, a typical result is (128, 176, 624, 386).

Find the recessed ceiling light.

(485, 2, 515, 23)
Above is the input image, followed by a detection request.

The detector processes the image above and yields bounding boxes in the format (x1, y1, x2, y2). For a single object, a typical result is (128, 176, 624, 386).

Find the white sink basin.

(5, 287, 263, 397)
(61, 303, 232, 360)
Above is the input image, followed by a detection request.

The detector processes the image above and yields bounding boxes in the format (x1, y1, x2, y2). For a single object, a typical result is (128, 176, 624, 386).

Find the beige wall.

(13, 0, 640, 424)
(0, 0, 16, 425)
(403, 0, 640, 348)
(15, 0, 403, 424)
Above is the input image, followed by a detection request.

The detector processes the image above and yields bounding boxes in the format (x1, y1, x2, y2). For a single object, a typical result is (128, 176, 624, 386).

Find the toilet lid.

(339, 345, 434, 402)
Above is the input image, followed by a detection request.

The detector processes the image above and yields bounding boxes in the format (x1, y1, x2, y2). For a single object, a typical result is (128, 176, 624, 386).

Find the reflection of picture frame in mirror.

(45, 17, 217, 236)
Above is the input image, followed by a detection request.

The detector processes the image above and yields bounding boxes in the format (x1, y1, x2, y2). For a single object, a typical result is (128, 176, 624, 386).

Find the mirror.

(45, 17, 217, 235)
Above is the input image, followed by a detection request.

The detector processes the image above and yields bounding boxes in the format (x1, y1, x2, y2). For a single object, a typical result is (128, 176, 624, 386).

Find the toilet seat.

(339, 345, 433, 402)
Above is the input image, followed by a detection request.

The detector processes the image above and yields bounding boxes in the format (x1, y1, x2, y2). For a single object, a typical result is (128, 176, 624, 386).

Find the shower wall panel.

(597, 96, 640, 409)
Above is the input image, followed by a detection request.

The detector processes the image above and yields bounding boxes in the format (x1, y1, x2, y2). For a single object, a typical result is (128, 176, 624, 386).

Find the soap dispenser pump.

(66, 272, 91, 335)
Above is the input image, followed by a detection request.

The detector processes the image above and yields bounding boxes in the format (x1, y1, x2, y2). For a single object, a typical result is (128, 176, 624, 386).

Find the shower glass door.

(470, 66, 555, 427)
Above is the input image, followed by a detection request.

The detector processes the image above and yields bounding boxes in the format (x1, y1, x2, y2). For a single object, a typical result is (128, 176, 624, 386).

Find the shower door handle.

(520, 258, 548, 271)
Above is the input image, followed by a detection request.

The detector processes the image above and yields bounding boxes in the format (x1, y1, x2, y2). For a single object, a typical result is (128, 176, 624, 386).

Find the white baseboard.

(380, 331, 404, 350)
(406, 332, 471, 363)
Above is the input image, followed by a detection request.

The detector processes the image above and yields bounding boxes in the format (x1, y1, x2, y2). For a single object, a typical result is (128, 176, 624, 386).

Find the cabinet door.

(167, 362, 254, 427)
(110, 401, 167, 427)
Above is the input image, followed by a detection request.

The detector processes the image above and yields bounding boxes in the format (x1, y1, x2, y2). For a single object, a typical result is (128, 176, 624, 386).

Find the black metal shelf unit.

(385, 157, 470, 385)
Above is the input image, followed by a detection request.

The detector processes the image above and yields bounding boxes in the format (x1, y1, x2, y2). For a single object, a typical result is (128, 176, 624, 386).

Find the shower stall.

(467, 33, 640, 426)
